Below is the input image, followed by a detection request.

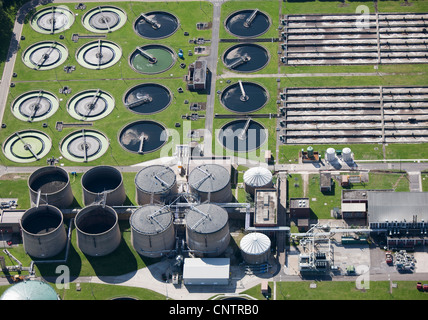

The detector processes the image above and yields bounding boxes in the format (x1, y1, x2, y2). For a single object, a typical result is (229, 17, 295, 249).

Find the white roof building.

(182, 258, 230, 286)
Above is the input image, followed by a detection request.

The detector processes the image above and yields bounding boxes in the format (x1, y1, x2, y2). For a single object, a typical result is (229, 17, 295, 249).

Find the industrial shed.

(182, 258, 230, 285)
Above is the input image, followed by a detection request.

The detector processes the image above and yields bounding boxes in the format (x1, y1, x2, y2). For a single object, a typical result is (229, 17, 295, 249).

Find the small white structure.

(243, 166, 273, 196)
(326, 148, 336, 162)
(342, 147, 353, 162)
(182, 258, 230, 285)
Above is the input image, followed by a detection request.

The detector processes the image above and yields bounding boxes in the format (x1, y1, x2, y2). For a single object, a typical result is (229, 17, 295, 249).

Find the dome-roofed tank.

(81, 166, 126, 206)
(0, 280, 60, 300)
(243, 166, 273, 196)
(28, 166, 74, 208)
(342, 147, 353, 162)
(240, 232, 271, 265)
(20, 205, 67, 259)
(185, 203, 230, 257)
(75, 205, 121, 256)
(130, 204, 175, 258)
(135, 165, 177, 205)
(188, 164, 232, 203)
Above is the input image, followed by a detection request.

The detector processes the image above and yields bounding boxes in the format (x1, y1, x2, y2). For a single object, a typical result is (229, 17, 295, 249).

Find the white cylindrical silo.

(243, 166, 273, 196)
(326, 147, 336, 162)
(240, 232, 271, 265)
(342, 147, 352, 162)
(130, 204, 176, 258)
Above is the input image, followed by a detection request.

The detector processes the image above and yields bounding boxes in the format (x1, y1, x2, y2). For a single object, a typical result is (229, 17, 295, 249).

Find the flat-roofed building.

(186, 60, 207, 91)
(254, 189, 277, 227)
(368, 191, 428, 249)
(182, 258, 230, 285)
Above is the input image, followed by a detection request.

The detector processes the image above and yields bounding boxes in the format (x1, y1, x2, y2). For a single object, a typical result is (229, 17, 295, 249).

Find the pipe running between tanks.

(136, 46, 157, 64)
(140, 13, 160, 30)
(244, 9, 259, 28)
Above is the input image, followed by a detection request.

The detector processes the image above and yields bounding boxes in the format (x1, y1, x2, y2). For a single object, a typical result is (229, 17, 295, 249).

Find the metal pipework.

(244, 9, 259, 28)
(140, 13, 160, 29)
(238, 80, 249, 102)
(238, 117, 252, 140)
(137, 46, 157, 64)
(138, 133, 147, 154)
(227, 54, 251, 69)
(126, 94, 153, 109)
(34, 42, 57, 70)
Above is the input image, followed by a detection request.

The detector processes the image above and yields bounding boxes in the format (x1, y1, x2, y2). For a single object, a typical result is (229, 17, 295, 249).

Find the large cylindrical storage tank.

(20, 205, 67, 258)
(185, 203, 230, 257)
(135, 165, 177, 205)
(130, 204, 175, 258)
(243, 166, 273, 196)
(240, 232, 271, 265)
(326, 147, 336, 162)
(28, 166, 74, 208)
(75, 205, 121, 256)
(342, 147, 352, 162)
(81, 166, 126, 206)
(188, 164, 232, 203)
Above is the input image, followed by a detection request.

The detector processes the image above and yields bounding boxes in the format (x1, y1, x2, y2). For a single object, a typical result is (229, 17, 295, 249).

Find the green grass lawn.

(243, 281, 428, 300)
(308, 172, 409, 219)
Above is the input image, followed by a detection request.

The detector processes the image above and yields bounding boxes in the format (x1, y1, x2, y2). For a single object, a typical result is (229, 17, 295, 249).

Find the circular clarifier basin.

(223, 43, 269, 73)
(76, 40, 122, 70)
(220, 81, 269, 113)
(82, 6, 127, 33)
(30, 6, 75, 34)
(118, 120, 168, 154)
(123, 83, 172, 115)
(2, 130, 52, 163)
(218, 119, 267, 153)
(67, 89, 114, 121)
(129, 44, 175, 75)
(22, 41, 68, 70)
(11, 90, 59, 122)
(60, 129, 109, 163)
(225, 9, 271, 38)
(134, 11, 179, 39)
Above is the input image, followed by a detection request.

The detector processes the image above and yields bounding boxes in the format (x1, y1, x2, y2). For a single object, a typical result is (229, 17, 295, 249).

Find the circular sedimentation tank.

(240, 232, 271, 265)
(82, 166, 126, 206)
(118, 120, 168, 154)
(135, 165, 177, 205)
(134, 11, 179, 39)
(82, 6, 127, 33)
(130, 204, 175, 258)
(11, 90, 59, 122)
(222, 43, 269, 73)
(123, 83, 172, 115)
(0, 280, 60, 300)
(28, 166, 74, 208)
(220, 81, 269, 113)
(129, 44, 175, 75)
(59, 129, 109, 163)
(76, 40, 122, 70)
(66, 89, 114, 121)
(224, 9, 271, 38)
(75, 205, 121, 257)
(185, 203, 230, 257)
(22, 41, 68, 70)
(20, 205, 67, 259)
(218, 119, 267, 153)
(2, 130, 52, 163)
(188, 164, 232, 203)
(30, 6, 75, 34)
